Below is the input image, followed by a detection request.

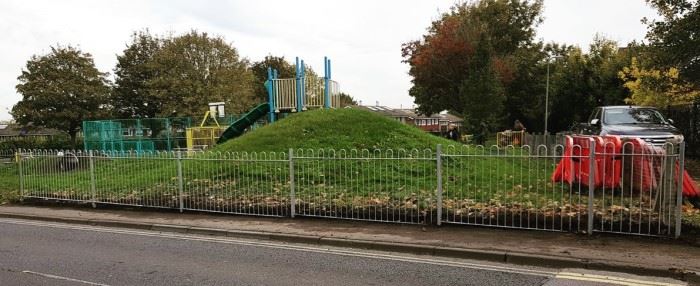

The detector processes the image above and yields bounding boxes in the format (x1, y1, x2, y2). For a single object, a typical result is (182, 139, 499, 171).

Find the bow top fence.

(11, 137, 687, 237)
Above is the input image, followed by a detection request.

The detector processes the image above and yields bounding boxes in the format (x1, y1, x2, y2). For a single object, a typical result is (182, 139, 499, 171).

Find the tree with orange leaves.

(402, 0, 543, 132)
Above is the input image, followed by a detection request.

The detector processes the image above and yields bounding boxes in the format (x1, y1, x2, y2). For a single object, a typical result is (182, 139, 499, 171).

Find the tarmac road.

(0, 218, 686, 286)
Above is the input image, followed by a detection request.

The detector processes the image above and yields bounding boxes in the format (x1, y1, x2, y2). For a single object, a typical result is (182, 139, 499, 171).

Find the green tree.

(501, 43, 548, 131)
(461, 37, 504, 131)
(402, 0, 543, 129)
(251, 55, 296, 102)
(338, 92, 357, 107)
(544, 37, 633, 132)
(112, 30, 163, 118)
(619, 57, 699, 107)
(546, 46, 593, 132)
(146, 30, 255, 117)
(12, 46, 110, 144)
(586, 36, 631, 106)
(645, 0, 700, 86)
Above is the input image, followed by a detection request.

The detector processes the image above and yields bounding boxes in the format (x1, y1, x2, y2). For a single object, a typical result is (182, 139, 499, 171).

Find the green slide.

(216, 102, 270, 144)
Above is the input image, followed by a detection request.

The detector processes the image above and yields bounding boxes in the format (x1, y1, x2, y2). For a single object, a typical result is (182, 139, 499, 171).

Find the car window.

(588, 108, 600, 123)
(603, 108, 667, 125)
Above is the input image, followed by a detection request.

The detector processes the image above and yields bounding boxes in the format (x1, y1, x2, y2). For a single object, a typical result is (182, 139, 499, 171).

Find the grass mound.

(215, 108, 457, 152)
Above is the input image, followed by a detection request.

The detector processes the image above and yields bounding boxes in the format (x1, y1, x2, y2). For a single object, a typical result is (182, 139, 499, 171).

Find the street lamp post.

(545, 62, 550, 136)
(544, 55, 562, 136)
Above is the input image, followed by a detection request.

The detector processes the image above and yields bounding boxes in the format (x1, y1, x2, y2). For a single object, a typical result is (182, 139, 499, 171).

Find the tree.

(619, 57, 699, 107)
(112, 30, 256, 118)
(150, 31, 255, 116)
(645, 0, 700, 87)
(546, 46, 595, 132)
(586, 36, 631, 106)
(251, 55, 296, 102)
(12, 46, 110, 144)
(501, 43, 548, 132)
(542, 37, 634, 132)
(402, 0, 543, 130)
(337, 92, 357, 107)
(112, 30, 163, 118)
(460, 37, 504, 131)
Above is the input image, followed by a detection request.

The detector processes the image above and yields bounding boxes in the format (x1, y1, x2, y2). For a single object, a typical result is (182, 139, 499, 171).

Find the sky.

(0, 0, 659, 121)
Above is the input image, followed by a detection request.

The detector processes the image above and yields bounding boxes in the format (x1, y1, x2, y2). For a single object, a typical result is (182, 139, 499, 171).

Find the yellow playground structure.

(186, 102, 227, 151)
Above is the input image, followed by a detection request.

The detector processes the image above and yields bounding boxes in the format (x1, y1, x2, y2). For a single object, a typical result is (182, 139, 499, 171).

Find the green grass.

(2, 108, 681, 233)
(0, 162, 19, 203)
(9, 108, 576, 225)
(216, 108, 459, 152)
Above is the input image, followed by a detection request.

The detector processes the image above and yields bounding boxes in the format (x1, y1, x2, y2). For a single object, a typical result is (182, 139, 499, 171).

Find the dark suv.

(576, 106, 683, 146)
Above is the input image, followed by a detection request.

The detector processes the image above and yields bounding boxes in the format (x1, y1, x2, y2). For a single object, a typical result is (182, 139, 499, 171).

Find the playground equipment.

(216, 103, 269, 144)
(215, 56, 340, 145)
(84, 57, 340, 151)
(497, 130, 525, 147)
(186, 102, 228, 151)
(83, 118, 191, 152)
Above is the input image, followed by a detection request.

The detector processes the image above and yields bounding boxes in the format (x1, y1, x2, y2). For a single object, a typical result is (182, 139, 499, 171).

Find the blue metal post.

(295, 57, 302, 112)
(324, 57, 331, 109)
(273, 69, 279, 111)
(326, 59, 332, 106)
(266, 67, 276, 122)
(300, 59, 306, 111)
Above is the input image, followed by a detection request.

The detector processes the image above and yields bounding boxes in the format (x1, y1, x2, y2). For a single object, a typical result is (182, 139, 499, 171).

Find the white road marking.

(22, 270, 110, 286)
(0, 218, 687, 286)
(555, 272, 684, 286)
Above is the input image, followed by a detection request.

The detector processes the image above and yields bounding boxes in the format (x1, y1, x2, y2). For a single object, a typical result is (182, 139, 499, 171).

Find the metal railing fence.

(0, 149, 16, 162)
(8, 138, 687, 237)
(292, 149, 436, 224)
(441, 144, 588, 232)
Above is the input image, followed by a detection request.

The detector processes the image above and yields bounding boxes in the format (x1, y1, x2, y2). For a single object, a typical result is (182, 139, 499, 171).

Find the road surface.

(0, 218, 686, 286)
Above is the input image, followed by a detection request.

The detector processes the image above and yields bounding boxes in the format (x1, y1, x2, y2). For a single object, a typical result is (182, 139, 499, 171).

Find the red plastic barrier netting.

(551, 135, 699, 198)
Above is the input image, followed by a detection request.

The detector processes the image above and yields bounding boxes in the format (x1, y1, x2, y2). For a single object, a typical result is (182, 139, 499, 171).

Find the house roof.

(354, 105, 463, 123)
(0, 124, 63, 137)
(398, 109, 463, 123)
(354, 105, 414, 118)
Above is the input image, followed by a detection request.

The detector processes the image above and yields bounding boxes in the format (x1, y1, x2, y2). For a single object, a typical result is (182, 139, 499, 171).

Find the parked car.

(574, 106, 684, 146)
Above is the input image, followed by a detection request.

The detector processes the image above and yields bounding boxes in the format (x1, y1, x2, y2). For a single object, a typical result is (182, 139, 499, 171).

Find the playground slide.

(216, 102, 270, 144)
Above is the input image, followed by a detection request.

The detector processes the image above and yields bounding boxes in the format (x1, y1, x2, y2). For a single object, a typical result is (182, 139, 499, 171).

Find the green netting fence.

(82, 118, 193, 152)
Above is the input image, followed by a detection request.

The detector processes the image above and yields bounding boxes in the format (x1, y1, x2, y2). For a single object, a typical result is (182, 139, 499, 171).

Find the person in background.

(447, 125, 460, 141)
(513, 119, 526, 146)
(473, 121, 489, 145)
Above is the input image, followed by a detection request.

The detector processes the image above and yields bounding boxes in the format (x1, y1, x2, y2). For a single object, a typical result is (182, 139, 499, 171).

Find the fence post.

(289, 148, 296, 218)
(177, 151, 184, 213)
(88, 150, 96, 208)
(587, 139, 596, 235)
(17, 149, 24, 201)
(436, 144, 443, 226)
(675, 142, 685, 238)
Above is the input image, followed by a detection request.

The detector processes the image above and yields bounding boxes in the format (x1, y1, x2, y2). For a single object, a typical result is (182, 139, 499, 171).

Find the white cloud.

(0, 0, 658, 121)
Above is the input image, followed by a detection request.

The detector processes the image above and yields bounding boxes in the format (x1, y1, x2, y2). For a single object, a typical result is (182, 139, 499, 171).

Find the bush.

(0, 135, 78, 151)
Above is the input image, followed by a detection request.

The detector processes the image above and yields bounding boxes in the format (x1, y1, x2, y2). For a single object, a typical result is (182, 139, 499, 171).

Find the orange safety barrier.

(550, 136, 572, 183)
(677, 165, 700, 198)
(551, 135, 699, 198)
(599, 136, 623, 189)
(550, 136, 603, 187)
(624, 138, 659, 192)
